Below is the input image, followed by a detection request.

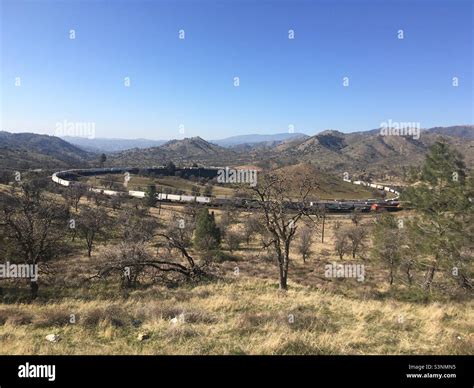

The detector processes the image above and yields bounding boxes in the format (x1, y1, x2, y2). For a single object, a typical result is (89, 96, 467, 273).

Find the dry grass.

(0, 197, 470, 355)
(0, 279, 472, 355)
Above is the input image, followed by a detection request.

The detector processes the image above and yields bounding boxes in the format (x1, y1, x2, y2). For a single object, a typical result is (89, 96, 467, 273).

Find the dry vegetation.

(0, 201, 472, 355)
(0, 278, 472, 355)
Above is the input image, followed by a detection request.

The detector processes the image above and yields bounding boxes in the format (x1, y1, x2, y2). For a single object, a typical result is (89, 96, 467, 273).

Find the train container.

(166, 194, 181, 202)
(129, 190, 146, 198)
(180, 195, 196, 202)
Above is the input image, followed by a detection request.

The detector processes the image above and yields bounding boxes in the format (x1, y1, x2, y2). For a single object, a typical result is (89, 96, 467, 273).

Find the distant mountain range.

(211, 132, 309, 147)
(1, 126, 473, 179)
(422, 126, 474, 140)
(107, 136, 240, 167)
(63, 132, 309, 152)
(62, 137, 167, 152)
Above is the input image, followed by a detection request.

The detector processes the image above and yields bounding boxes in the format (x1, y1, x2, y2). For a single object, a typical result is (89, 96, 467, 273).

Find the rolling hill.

(0, 131, 92, 170)
(108, 137, 241, 167)
(212, 132, 309, 147)
(62, 136, 167, 153)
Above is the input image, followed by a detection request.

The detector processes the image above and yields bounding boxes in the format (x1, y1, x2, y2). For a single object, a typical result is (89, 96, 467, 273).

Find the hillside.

(213, 132, 309, 147)
(62, 136, 167, 153)
(0, 131, 92, 170)
(270, 127, 474, 177)
(272, 163, 382, 199)
(425, 125, 474, 140)
(108, 137, 242, 167)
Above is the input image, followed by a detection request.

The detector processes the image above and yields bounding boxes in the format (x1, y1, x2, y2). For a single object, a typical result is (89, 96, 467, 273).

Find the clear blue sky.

(1, 0, 472, 140)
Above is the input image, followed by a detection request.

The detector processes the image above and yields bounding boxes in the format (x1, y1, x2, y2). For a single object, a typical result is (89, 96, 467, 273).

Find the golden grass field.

(0, 200, 472, 356)
(0, 278, 472, 355)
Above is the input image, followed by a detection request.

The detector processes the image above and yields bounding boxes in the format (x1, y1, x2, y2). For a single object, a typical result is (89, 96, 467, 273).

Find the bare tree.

(119, 207, 159, 243)
(227, 230, 243, 253)
(346, 225, 368, 259)
(251, 172, 320, 290)
(297, 225, 313, 263)
(334, 228, 350, 260)
(0, 183, 68, 298)
(96, 222, 206, 287)
(243, 214, 261, 245)
(77, 207, 109, 257)
(63, 183, 88, 212)
(351, 208, 362, 226)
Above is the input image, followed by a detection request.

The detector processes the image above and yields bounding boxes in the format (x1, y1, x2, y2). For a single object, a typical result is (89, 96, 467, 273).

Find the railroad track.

(52, 167, 402, 213)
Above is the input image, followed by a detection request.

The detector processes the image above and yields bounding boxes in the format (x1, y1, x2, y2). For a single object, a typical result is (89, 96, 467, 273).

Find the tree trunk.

(423, 265, 436, 291)
(389, 259, 394, 285)
(406, 266, 412, 285)
(278, 260, 288, 290)
(321, 214, 325, 243)
(279, 272, 288, 290)
(30, 281, 39, 299)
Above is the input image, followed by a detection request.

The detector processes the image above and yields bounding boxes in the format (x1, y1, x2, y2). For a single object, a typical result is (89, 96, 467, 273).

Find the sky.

(0, 0, 473, 140)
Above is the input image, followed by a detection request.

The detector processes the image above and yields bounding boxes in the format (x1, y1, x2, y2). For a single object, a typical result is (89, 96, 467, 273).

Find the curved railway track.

(52, 167, 402, 213)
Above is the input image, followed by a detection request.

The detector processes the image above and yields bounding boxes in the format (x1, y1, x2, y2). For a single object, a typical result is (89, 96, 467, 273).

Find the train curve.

(52, 167, 402, 213)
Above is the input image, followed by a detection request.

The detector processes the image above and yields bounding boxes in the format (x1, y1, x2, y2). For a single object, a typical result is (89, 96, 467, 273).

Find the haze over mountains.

(63, 132, 308, 153)
(62, 137, 167, 153)
(1, 126, 473, 179)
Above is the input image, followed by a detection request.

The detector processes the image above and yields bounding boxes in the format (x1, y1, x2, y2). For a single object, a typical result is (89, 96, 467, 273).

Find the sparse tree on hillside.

(77, 207, 109, 257)
(97, 216, 206, 287)
(119, 207, 159, 243)
(372, 213, 403, 285)
(334, 228, 350, 260)
(243, 215, 261, 245)
(63, 183, 88, 212)
(99, 153, 107, 167)
(227, 230, 243, 253)
(346, 225, 368, 259)
(402, 141, 473, 292)
(297, 225, 313, 263)
(145, 185, 157, 208)
(351, 208, 362, 226)
(166, 161, 176, 176)
(251, 172, 320, 290)
(194, 208, 221, 251)
(0, 182, 69, 298)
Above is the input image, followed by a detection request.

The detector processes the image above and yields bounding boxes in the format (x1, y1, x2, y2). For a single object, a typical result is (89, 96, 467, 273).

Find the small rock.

(45, 334, 60, 343)
(137, 332, 150, 341)
(170, 313, 185, 325)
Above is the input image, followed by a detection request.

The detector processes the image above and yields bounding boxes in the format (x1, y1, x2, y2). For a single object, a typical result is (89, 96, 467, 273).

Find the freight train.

(52, 167, 401, 213)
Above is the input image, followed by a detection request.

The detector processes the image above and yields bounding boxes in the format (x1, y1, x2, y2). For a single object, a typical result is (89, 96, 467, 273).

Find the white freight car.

(129, 190, 146, 198)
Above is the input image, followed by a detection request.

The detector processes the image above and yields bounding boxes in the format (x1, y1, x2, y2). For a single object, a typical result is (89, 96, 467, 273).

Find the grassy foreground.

(0, 279, 472, 355)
